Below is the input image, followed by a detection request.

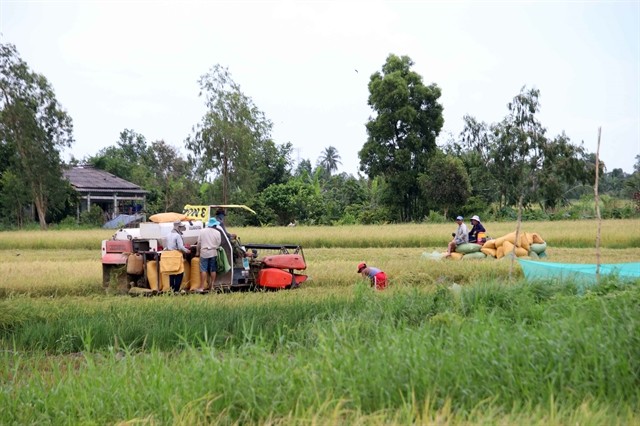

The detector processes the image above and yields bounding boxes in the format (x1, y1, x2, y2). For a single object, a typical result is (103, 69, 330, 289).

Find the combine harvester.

(101, 204, 308, 294)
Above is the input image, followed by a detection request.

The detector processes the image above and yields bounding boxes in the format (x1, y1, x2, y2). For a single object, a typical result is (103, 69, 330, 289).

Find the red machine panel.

(261, 254, 306, 270)
(105, 240, 133, 253)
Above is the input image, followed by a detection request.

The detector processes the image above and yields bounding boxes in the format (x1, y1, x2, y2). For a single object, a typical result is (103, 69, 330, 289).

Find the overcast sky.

(1, 0, 639, 176)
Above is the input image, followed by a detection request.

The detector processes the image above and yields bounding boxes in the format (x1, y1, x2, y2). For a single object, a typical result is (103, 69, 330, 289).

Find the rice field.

(0, 219, 639, 424)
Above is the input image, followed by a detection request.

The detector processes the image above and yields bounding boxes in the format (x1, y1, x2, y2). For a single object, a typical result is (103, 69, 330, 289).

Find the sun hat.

(471, 215, 481, 222)
(207, 218, 220, 227)
(456, 216, 463, 221)
(357, 262, 366, 273)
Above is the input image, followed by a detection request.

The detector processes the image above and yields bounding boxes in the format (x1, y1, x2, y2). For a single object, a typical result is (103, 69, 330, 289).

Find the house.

(63, 166, 147, 222)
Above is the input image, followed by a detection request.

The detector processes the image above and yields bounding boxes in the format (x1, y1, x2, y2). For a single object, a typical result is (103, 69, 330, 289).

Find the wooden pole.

(509, 193, 524, 282)
(594, 127, 602, 282)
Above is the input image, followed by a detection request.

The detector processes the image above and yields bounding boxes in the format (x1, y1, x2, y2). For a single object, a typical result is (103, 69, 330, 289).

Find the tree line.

(1, 43, 638, 229)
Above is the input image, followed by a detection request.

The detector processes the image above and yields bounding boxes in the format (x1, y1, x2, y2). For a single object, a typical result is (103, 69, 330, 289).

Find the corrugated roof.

(63, 166, 147, 193)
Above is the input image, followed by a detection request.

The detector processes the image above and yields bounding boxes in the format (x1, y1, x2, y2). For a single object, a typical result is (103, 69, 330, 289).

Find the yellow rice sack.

(190, 257, 201, 290)
(496, 246, 505, 259)
(180, 259, 191, 290)
(525, 232, 534, 245)
(515, 247, 528, 257)
(531, 233, 545, 244)
(483, 239, 496, 249)
(502, 240, 515, 255)
(146, 260, 169, 292)
(449, 252, 464, 261)
(494, 232, 516, 248)
(160, 273, 171, 292)
(149, 212, 188, 223)
(481, 247, 497, 258)
(146, 260, 159, 291)
(519, 233, 530, 252)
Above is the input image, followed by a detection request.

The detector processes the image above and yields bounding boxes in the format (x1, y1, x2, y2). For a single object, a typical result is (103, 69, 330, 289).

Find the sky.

(1, 0, 639, 176)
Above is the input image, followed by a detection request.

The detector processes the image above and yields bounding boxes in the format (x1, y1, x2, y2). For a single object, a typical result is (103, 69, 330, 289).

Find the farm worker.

(357, 262, 388, 290)
(468, 215, 487, 244)
(196, 218, 223, 292)
(445, 216, 468, 257)
(163, 221, 191, 292)
(215, 208, 236, 240)
(215, 207, 253, 264)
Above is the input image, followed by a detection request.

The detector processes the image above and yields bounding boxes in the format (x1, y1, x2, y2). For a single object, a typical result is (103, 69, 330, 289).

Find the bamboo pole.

(594, 127, 602, 282)
(509, 193, 524, 282)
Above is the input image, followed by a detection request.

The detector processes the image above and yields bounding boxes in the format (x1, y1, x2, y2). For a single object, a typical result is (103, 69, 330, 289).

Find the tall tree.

(455, 89, 592, 213)
(251, 140, 293, 192)
(186, 65, 272, 203)
(88, 129, 151, 184)
(359, 54, 444, 221)
(418, 153, 471, 219)
(318, 146, 342, 176)
(294, 158, 313, 179)
(147, 139, 197, 212)
(88, 131, 198, 214)
(0, 42, 74, 229)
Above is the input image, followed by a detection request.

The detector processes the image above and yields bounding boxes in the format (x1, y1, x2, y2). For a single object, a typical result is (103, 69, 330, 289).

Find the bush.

(58, 216, 80, 229)
(79, 207, 104, 227)
(425, 211, 447, 223)
(495, 206, 517, 221)
(520, 208, 546, 221)
(358, 206, 389, 224)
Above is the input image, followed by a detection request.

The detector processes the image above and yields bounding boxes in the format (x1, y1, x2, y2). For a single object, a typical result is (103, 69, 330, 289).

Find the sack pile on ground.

(448, 232, 547, 260)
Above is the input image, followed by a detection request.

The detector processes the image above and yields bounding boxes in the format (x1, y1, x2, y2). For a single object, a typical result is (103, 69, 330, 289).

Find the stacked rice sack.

(449, 232, 547, 260)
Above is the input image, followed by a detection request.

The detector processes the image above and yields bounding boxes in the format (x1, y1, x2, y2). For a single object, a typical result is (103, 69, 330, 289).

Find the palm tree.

(318, 146, 342, 176)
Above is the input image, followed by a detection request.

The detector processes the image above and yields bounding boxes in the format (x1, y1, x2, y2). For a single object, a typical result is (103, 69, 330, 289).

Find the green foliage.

(359, 54, 444, 221)
(0, 169, 31, 227)
(79, 205, 106, 227)
(418, 153, 471, 218)
(258, 178, 324, 225)
(424, 210, 447, 223)
(87, 130, 197, 214)
(319, 173, 369, 224)
(251, 139, 293, 192)
(56, 216, 80, 229)
(455, 88, 595, 213)
(0, 42, 74, 229)
(186, 64, 272, 203)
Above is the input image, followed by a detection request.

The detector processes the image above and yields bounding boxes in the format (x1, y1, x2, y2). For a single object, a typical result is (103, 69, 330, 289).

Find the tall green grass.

(1, 282, 638, 424)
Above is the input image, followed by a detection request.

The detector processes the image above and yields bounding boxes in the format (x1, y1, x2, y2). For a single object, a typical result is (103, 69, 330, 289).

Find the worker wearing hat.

(357, 262, 388, 290)
(195, 217, 223, 293)
(445, 215, 469, 257)
(162, 220, 191, 292)
(468, 215, 487, 244)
